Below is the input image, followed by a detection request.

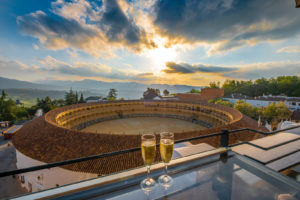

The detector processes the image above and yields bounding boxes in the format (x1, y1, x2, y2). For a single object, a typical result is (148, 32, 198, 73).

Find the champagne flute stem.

(147, 166, 151, 181)
(164, 163, 168, 176)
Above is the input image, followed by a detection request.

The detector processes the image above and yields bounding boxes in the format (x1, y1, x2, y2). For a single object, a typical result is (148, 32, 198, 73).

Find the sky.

(0, 0, 300, 86)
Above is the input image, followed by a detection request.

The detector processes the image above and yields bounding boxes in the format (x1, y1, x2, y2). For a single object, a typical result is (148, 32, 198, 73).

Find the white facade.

(16, 150, 97, 193)
(287, 101, 300, 110)
(223, 98, 271, 107)
(86, 99, 101, 103)
(223, 97, 300, 111)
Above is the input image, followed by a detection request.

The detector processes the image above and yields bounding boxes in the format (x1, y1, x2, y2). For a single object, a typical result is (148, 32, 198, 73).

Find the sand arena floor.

(81, 117, 206, 135)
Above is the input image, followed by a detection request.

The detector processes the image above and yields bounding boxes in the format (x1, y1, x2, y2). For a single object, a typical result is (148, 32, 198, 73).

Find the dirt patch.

(81, 117, 206, 135)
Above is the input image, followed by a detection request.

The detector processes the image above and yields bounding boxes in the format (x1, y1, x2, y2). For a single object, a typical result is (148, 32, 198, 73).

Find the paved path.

(0, 136, 27, 199)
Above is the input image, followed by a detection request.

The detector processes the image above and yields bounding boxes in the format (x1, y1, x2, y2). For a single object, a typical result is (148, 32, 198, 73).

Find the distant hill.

(38, 79, 203, 99)
(0, 76, 61, 90)
(3, 88, 101, 106)
(0, 76, 203, 103)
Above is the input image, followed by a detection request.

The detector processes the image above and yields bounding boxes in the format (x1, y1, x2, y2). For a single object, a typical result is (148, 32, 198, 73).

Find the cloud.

(160, 60, 300, 84)
(0, 59, 42, 81)
(153, 0, 300, 54)
(33, 44, 39, 50)
(0, 59, 39, 71)
(277, 46, 300, 53)
(15, 0, 300, 58)
(51, 0, 100, 22)
(162, 62, 237, 74)
(17, 0, 155, 58)
(38, 56, 154, 81)
(39, 56, 111, 76)
(101, 0, 140, 44)
(224, 61, 300, 80)
(0, 56, 154, 82)
(17, 10, 110, 57)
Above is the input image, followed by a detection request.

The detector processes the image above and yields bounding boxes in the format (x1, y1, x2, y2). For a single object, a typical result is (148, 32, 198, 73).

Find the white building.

(16, 150, 97, 193)
(223, 94, 300, 111)
(85, 96, 104, 103)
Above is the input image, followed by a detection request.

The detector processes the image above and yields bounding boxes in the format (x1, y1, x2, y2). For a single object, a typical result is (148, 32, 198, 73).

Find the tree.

(143, 88, 160, 100)
(16, 107, 28, 120)
(234, 100, 260, 120)
(75, 92, 78, 104)
(207, 81, 220, 88)
(0, 98, 18, 121)
(263, 102, 291, 123)
(78, 93, 85, 103)
(65, 88, 78, 105)
(0, 90, 21, 121)
(163, 89, 170, 96)
(52, 99, 65, 107)
(148, 88, 160, 96)
(221, 76, 300, 97)
(189, 88, 200, 93)
(1, 90, 7, 102)
(209, 98, 233, 107)
(108, 88, 117, 101)
(36, 96, 55, 113)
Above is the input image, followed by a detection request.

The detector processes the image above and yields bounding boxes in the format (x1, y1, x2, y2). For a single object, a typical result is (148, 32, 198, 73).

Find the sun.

(146, 37, 178, 75)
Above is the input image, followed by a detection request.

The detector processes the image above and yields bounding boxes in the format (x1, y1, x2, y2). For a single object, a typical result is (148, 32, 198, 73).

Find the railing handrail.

(1, 124, 299, 178)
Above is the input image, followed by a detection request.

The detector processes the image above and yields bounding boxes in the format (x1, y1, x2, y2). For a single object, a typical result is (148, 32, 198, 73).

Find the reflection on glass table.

(12, 149, 300, 200)
(99, 156, 299, 200)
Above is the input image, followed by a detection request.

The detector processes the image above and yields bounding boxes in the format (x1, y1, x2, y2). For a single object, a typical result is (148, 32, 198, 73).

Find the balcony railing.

(1, 124, 300, 178)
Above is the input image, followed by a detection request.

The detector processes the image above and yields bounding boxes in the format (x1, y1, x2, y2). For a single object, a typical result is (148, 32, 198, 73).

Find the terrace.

(1, 125, 300, 199)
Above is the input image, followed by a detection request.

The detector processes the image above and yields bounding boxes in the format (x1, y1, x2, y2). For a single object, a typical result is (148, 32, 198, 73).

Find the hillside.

(3, 88, 101, 107)
(38, 79, 202, 99)
(0, 77, 203, 102)
(0, 77, 61, 90)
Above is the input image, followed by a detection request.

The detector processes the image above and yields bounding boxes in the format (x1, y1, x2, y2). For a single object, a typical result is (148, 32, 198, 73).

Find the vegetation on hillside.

(107, 88, 118, 101)
(209, 98, 291, 123)
(208, 98, 233, 107)
(189, 88, 200, 93)
(0, 88, 88, 123)
(0, 91, 28, 122)
(163, 89, 170, 96)
(208, 76, 300, 97)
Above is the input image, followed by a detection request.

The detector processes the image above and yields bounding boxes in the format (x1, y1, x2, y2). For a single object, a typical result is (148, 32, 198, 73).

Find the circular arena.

(13, 100, 265, 176)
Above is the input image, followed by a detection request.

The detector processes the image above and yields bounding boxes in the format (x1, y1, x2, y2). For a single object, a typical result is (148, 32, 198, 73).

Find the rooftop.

(1, 125, 299, 199)
(10, 148, 300, 200)
(224, 93, 300, 102)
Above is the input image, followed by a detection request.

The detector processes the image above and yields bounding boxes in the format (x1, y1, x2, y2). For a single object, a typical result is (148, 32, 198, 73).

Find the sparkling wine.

(141, 140, 156, 166)
(160, 139, 174, 163)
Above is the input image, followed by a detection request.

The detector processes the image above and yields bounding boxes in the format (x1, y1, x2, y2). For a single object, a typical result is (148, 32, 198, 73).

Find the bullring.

(13, 100, 263, 176)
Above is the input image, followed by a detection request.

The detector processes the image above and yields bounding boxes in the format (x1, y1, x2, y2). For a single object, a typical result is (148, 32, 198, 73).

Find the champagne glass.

(158, 132, 174, 187)
(140, 133, 157, 191)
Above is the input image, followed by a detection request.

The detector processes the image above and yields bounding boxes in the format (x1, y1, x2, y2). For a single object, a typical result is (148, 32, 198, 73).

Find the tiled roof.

(12, 100, 266, 175)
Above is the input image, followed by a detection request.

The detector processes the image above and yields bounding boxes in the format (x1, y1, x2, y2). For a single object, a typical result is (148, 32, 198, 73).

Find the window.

(292, 102, 296, 106)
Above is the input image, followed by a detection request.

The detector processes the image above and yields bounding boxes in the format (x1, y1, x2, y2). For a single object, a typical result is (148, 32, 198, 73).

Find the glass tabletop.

(49, 151, 300, 200)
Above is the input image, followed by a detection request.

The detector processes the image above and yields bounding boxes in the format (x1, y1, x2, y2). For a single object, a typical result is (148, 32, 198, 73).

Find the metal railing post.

(221, 129, 229, 147)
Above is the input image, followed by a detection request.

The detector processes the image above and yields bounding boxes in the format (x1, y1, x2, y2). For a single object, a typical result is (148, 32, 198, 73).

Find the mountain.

(0, 76, 203, 101)
(0, 76, 63, 90)
(38, 79, 203, 99)
(3, 88, 100, 106)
